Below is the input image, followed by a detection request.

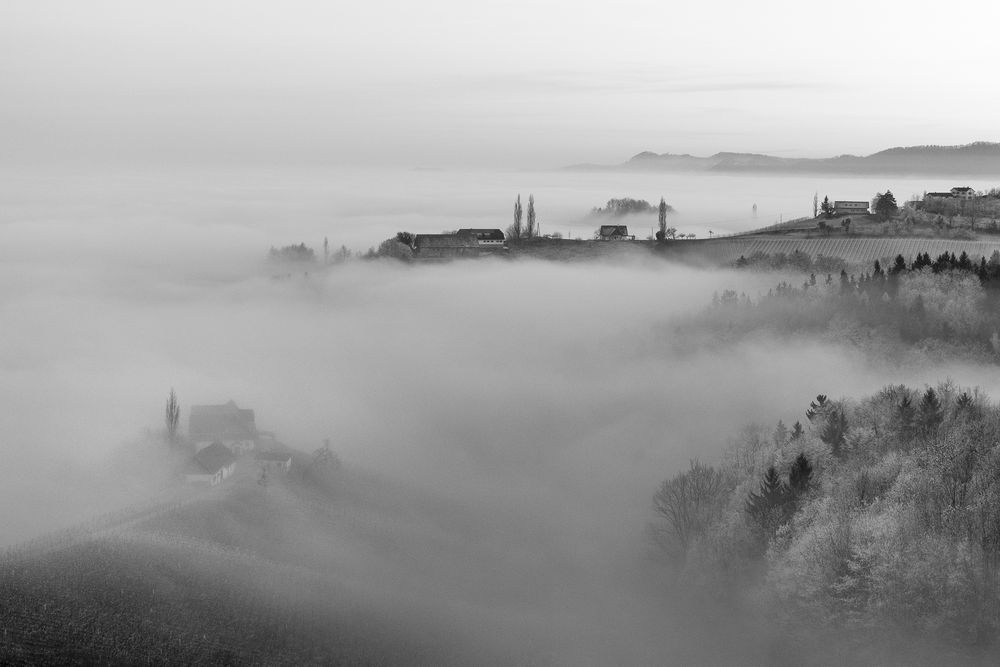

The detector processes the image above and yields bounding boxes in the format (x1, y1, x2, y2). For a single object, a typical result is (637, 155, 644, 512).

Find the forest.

(680, 250, 1000, 365)
(650, 380, 1000, 659)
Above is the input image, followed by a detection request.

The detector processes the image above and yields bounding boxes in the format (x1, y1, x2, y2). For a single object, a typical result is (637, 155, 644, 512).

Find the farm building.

(834, 200, 869, 216)
(255, 451, 292, 473)
(189, 400, 257, 454)
(184, 441, 237, 485)
(597, 225, 634, 240)
(412, 232, 481, 260)
(927, 187, 978, 201)
(457, 228, 506, 245)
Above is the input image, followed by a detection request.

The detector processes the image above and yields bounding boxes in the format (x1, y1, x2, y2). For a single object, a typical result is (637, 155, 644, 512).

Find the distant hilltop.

(565, 142, 1000, 176)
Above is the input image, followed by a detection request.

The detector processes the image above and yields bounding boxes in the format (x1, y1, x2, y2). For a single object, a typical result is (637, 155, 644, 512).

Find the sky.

(3, 0, 999, 168)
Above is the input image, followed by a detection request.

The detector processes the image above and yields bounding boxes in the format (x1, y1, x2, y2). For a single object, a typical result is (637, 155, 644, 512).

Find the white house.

(833, 200, 869, 216)
(255, 451, 292, 473)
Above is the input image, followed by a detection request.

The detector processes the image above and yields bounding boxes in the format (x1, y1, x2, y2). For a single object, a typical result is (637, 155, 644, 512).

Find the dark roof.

(927, 192, 954, 198)
(189, 400, 256, 441)
(458, 228, 505, 241)
(951, 186, 974, 192)
(193, 442, 237, 474)
(599, 225, 630, 236)
(833, 201, 868, 206)
(413, 233, 480, 249)
(255, 451, 292, 463)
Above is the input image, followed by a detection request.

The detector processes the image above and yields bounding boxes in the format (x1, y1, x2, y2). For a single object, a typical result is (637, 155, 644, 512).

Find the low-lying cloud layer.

(5, 209, 1000, 661)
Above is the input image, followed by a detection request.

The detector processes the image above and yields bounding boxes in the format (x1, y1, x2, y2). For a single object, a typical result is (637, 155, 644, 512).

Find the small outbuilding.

(255, 451, 292, 473)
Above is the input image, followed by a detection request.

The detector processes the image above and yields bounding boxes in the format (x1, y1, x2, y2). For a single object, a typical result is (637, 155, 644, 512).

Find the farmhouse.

(926, 187, 977, 201)
(184, 441, 237, 485)
(412, 232, 481, 260)
(256, 451, 292, 473)
(189, 400, 257, 454)
(597, 225, 634, 240)
(834, 200, 869, 216)
(457, 228, 506, 245)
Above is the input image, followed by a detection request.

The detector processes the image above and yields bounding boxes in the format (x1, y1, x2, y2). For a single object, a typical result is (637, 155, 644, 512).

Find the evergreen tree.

(789, 453, 813, 495)
(790, 421, 804, 440)
(806, 394, 829, 422)
(746, 466, 791, 535)
(919, 387, 943, 436)
(874, 190, 899, 221)
(821, 195, 834, 218)
(773, 420, 788, 447)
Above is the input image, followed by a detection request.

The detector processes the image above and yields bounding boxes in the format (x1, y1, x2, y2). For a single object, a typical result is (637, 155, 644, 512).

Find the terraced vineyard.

(662, 237, 1000, 268)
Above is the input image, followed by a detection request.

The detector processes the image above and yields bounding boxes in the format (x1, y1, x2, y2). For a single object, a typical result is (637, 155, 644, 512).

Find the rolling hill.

(566, 142, 1000, 176)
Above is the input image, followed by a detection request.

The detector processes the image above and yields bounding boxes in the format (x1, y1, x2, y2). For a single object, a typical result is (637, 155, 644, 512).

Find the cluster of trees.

(734, 249, 848, 274)
(268, 243, 316, 262)
(590, 197, 674, 218)
(650, 382, 1000, 648)
(507, 194, 538, 240)
(712, 249, 1000, 360)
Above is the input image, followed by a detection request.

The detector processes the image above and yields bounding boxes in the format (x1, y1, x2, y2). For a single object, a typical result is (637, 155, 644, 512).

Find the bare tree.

(652, 460, 727, 560)
(165, 388, 180, 445)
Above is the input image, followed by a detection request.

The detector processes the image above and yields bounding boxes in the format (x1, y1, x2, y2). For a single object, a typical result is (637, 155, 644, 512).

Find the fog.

(6, 186, 1000, 661)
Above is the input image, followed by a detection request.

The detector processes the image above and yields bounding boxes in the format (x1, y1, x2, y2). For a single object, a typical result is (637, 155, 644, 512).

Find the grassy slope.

(0, 467, 521, 666)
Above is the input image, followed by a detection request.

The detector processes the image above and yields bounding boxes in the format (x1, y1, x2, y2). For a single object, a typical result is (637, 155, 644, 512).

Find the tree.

(652, 460, 727, 561)
(821, 408, 848, 456)
(919, 387, 943, 436)
(395, 231, 414, 246)
(790, 421, 804, 440)
(813, 192, 819, 218)
(658, 197, 668, 240)
(526, 194, 536, 238)
(806, 394, 829, 422)
(874, 190, 899, 221)
(508, 195, 523, 240)
(304, 438, 340, 480)
(773, 420, 788, 447)
(745, 466, 791, 536)
(323, 236, 329, 263)
(841, 218, 851, 234)
(165, 388, 180, 445)
(820, 195, 834, 219)
(788, 453, 813, 495)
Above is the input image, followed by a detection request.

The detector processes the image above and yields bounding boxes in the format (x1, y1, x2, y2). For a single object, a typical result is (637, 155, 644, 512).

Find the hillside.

(566, 142, 1000, 176)
(657, 237, 1000, 268)
(0, 467, 522, 665)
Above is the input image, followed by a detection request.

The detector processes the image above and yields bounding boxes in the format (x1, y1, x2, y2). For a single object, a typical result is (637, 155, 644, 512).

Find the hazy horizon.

(4, 1, 1000, 170)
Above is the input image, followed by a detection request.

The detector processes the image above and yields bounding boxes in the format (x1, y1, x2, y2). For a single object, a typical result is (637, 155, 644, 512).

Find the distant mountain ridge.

(565, 141, 1000, 175)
